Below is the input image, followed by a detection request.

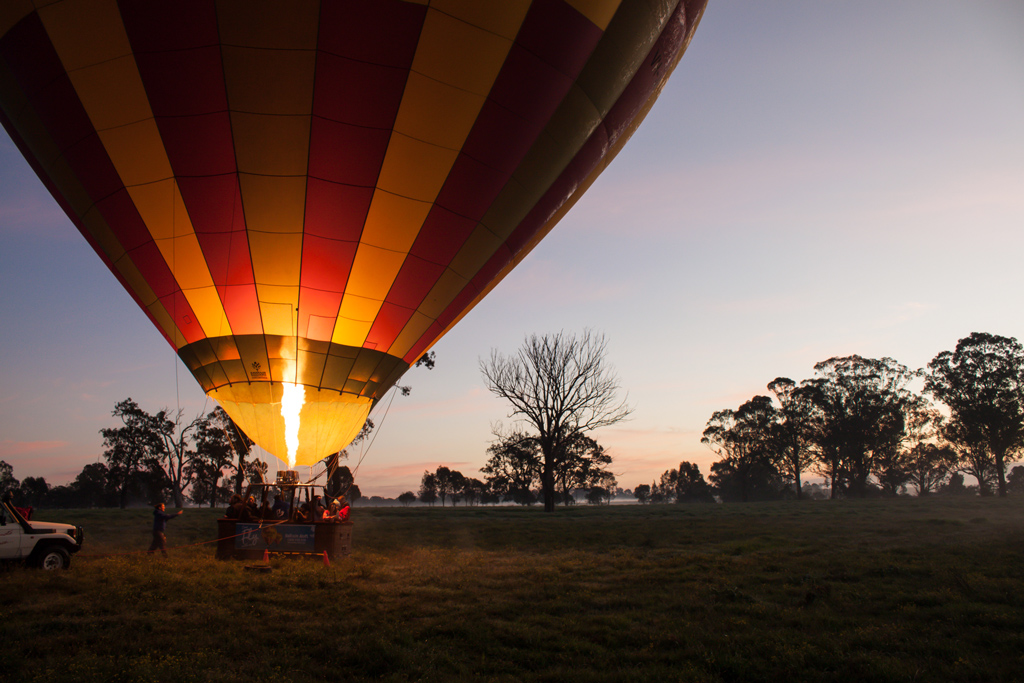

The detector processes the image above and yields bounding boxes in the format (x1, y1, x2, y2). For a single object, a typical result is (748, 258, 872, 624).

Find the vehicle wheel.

(37, 546, 71, 570)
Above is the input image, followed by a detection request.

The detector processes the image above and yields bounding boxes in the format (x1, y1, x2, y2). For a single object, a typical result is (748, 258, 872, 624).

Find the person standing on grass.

(148, 503, 183, 557)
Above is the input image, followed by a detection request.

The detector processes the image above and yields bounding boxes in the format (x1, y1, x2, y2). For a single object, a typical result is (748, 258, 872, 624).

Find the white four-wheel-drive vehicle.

(0, 492, 84, 569)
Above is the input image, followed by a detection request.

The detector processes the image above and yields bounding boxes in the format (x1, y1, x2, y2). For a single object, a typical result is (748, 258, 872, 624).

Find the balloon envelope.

(0, 0, 707, 466)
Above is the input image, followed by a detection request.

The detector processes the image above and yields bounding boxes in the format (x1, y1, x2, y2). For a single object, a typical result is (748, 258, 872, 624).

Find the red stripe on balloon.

(421, 0, 695, 364)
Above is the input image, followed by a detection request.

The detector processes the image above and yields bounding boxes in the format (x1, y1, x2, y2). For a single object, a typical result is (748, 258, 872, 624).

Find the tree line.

(639, 332, 1024, 503)
(12, 331, 1019, 510)
(0, 398, 365, 509)
(2, 354, 442, 511)
(405, 433, 619, 508)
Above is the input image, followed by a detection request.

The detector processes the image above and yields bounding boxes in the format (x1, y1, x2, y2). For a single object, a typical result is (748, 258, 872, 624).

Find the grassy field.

(1, 497, 1023, 682)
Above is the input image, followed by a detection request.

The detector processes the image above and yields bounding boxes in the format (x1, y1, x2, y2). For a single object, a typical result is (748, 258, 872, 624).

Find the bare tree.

(481, 330, 632, 512)
(151, 408, 203, 508)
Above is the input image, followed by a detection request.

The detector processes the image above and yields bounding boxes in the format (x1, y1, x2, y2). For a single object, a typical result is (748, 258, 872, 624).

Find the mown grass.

(2, 497, 1023, 682)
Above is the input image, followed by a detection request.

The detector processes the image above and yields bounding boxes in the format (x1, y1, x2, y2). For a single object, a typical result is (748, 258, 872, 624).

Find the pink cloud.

(0, 439, 70, 456)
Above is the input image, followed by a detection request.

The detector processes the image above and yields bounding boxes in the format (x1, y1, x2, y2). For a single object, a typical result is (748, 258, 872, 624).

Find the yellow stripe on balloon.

(332, 247, 406, 347)
(217, 1, 318, 340)
(564, 0, 623, 30)
(336, 4, 528, 346)
(37, 0, 233, 346)
(388, 310, 435, 360)
(431, 0, 531, 40)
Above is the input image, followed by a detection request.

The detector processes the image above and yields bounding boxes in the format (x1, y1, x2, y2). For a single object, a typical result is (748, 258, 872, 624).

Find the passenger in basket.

(224, 494, 243, 519)
(293, 502, 312, 523)
(311, 495, 326, 521)
(271, 494, 290, 519)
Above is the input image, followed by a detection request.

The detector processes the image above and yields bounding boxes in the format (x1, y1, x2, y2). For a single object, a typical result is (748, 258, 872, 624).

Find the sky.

(2, 0, 1023, 498)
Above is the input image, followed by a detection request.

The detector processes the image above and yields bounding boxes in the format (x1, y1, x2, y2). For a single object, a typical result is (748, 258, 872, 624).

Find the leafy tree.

(200, 406, 253, 495)
(939, 472, 975, 496)
(767, 378, 817, 499)
(649, 462, 714, 504)
(1007, 466, 1024, 494)
(651, 469, 677, 503)
(552, 432, 615, 505)
(482, 427, 613, 506)
(432, 466, 465, 506)
(460, 478, 487, 506)
(585, 486, 611, 505)
(673, 462, 715, 503)
(905, 443, 955, 496)
(482, 429, 541, 505)
(702, 396, 782, 502)
(101, 398, 166, 508)
(650, 480, 672, 503)
(874, 399, 941, 496)
(100, 398, 208, 508)
(941, 419, 996, 495)
(324, 465, 356, 501)
(419, 471, 438, 506)
(347, 484, 362, 504)
(17, 476, 49, 508)
(481, 330, 632, 512)
(72, 463, 116, 507)
(398, 491, 417, 506)
(188, 410, 235, 507)
(803, 356, 919, 498)
(45, 484, 78, 508)
(926, 332, 1024, 497)
(633, 483, 652, 504)
(709, 458, 788, 503)
(0, 460, 18, 496)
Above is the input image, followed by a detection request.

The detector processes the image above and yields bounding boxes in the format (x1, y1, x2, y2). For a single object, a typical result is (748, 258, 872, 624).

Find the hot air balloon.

(0, 0, 707, 468)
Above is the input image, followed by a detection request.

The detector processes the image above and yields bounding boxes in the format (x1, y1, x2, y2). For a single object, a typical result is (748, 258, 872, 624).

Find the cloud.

(596, 425, 715, 481)
(0, 439, 70, 457)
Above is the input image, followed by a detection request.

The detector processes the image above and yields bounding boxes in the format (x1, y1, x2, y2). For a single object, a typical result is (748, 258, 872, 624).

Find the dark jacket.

(153, 509, 176, 533)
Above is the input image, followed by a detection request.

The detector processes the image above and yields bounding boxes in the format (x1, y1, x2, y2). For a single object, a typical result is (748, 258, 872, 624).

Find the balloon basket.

(216, 513, 352, 563)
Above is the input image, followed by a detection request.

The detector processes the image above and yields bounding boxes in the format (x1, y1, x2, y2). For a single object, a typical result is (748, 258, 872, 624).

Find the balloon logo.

(0, 0, 706, 466)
